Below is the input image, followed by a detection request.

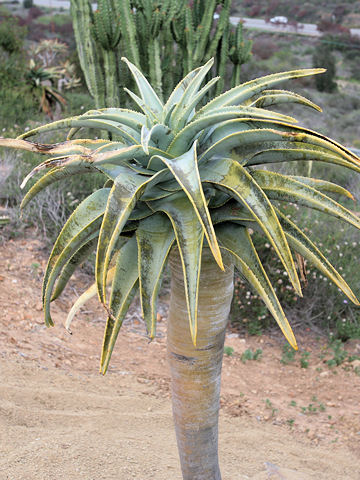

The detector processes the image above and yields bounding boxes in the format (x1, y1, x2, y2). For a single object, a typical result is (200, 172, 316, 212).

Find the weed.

(287, 418, 295, 427)
(30, 262, 40, 276)
(280, 344, 296, 365)
(241, 348, 263, 363)
(300, 351, 310, 368)
(307, 404, 318, 414)
(300, 399, 326, 415)
(224, 346, 234, 357)
(265, 398, 278, 417)
(326, 340, 349, 367)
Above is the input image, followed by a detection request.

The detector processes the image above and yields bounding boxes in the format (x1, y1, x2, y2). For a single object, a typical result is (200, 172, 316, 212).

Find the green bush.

(36, 13, 71, 27)
(335, 318, 360, 341)
(312, 45, 337, 92)
(0, 11, 27, 54)
(23, 0, 33, 9)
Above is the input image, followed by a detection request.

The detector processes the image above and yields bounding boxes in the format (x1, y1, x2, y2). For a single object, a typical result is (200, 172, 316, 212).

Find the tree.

(1, 60, 360, 479)
(313, 45, 337, 92)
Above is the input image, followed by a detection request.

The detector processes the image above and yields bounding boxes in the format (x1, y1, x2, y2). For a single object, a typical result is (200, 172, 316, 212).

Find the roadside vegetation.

(232, 0, 360, 28)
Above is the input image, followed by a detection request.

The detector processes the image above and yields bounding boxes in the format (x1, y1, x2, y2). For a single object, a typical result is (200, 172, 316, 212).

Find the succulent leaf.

(252, 170, 360, 229)
(20, 164, 95, 210)
(101, 236, 140, 373)
(151, 142, 223, 270)
(51, 236, 99, 301)
(137, 213, 175, 337)
(122, 57, 163, 117)
(199, 68, 326, 114)
(95, 166, 166, 303)
(217, 223, 297, 349)
(42, 189, 110, 326)
(149, 192, 205, 344)
(201, 158, 301, 295)
(250, 89, 322, 112)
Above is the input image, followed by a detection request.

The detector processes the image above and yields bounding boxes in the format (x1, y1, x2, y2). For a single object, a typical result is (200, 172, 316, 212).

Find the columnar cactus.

(91, 0, 122, 107)
(229, 21, 253, 87)
(70, 0, 253, 107)
(70, 0, 105, 107)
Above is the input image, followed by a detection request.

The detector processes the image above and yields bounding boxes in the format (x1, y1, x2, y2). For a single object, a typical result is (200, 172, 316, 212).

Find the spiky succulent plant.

(2, 58, 360, 374)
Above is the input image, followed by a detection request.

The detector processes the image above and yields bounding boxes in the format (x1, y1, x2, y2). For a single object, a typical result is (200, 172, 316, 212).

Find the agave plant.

(1, 58, 360, 479)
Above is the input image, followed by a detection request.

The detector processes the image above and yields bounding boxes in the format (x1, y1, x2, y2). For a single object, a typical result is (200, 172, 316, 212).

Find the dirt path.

(0, 233, 360, 479)
(1, 357, 359, 480)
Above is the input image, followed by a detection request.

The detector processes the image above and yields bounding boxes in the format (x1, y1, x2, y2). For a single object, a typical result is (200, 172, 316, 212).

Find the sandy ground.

(0, 232, 360, 479)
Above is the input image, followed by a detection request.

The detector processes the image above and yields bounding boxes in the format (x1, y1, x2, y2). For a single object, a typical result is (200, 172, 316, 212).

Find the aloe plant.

(1, 58, 360, 479)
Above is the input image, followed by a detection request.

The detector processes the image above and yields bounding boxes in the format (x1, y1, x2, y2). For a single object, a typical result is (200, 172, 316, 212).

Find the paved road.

(234, 17, 360, 38)
(231, 16, 321, 37)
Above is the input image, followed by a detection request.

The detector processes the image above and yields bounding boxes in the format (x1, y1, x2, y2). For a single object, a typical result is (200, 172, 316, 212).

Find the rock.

(319, 370, 329, 377)
(351, 359, 360, 369)
(307, 430, 317, 440)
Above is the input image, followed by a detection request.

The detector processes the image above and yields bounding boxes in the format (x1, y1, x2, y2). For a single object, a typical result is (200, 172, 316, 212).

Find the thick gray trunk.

(167, 248, 234, 480)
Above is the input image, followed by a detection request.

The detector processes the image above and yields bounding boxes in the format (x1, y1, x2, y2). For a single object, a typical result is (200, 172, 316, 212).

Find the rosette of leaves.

(2, 57, 360, 375)
(26, 59, 66, 118)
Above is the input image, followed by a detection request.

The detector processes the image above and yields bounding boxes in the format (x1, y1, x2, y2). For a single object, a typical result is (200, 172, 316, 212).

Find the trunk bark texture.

(167, 248, 234, 480)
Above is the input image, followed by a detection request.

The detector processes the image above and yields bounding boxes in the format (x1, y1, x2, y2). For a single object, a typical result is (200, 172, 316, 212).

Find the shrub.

(317, 16, 350, 35)
(252, 37, 278, 60)
(0, 13, 27, 53)
(27, 6, 43, 20)
(249, 5, 262, 17)
(335, 319, 360, 341)
(312, 46, 337, 92)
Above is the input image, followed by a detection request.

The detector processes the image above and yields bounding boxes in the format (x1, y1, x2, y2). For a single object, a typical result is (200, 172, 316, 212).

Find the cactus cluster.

(70, 0, 252, 107)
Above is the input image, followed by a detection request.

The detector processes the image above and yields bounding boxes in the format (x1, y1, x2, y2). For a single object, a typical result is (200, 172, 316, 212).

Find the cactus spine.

(70, 0, 252, 108)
